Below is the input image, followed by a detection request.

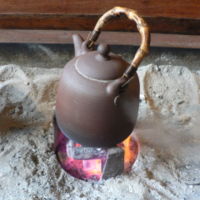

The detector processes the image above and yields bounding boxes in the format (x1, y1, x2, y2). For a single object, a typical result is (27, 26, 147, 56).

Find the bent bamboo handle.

(87, 6, 150, 83)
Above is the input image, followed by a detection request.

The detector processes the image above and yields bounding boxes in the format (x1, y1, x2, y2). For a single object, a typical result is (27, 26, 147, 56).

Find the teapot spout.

(72, 34, 84, 56)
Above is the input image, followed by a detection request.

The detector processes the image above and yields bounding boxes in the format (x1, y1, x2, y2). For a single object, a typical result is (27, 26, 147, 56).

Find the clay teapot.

(55, 7, 150, 147)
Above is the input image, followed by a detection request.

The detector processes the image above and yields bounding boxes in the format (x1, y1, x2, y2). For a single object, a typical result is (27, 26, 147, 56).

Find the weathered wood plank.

(0, 15, 199, 35)
(0, 0, 199, 19)
(0, 29, 199, 49)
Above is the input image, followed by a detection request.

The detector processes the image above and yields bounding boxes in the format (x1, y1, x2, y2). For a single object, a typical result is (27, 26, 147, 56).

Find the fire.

(120, 135, 139, 171)
(83, 159, 102, 175)
(55, 120, 138, 181)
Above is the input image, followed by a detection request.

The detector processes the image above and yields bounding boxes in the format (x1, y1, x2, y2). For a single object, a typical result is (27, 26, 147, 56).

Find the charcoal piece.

(67, 141, 107, 160)
(102, 147, 124, 180)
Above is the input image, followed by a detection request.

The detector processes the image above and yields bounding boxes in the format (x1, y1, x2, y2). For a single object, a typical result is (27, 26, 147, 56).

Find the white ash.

(0, 64, 200, 200)
(0, 65, 62, 132)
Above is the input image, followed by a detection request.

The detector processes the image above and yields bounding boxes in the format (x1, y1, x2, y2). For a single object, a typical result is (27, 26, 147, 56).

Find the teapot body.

(55, 57, 140, 147)
(55, 6, 150, 147)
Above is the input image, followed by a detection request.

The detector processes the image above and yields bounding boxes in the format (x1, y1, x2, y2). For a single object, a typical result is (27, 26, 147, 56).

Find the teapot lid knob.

(97, 44, 110, 58)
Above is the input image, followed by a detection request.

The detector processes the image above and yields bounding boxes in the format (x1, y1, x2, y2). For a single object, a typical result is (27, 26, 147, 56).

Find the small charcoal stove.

(54, 116, 139, 181)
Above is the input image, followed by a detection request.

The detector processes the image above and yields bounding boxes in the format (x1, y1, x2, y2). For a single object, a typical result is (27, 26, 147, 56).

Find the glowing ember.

(83, 159, 102, 175)
(118, 135, 139, 172)
(54, 118, 139, 181)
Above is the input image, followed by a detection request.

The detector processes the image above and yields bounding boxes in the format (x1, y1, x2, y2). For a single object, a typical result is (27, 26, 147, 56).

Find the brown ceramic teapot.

(55, 7, 150, 147)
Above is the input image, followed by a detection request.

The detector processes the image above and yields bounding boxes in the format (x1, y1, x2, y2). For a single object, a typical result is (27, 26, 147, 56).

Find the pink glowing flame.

(54, 121, 138, 181)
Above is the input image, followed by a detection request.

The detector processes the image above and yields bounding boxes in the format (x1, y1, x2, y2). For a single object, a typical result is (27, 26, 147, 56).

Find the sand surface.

(0, 51, 200, 200)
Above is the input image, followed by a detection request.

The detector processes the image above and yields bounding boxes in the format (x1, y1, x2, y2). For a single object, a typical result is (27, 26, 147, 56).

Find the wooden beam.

(0, 15, 199, 35)
(0, 29, 199, 49)
(0, 1, 199, 36)
(0, 0, 199, 19)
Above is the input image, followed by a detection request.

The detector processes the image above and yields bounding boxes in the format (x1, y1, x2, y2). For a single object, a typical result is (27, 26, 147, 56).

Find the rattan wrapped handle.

(87, 6, 150, 83)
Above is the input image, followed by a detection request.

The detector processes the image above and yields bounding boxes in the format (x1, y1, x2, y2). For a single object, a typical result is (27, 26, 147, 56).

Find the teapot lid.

(75, 44, 129, 81)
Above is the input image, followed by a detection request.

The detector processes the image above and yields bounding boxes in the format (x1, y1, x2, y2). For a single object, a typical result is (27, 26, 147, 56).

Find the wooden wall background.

(0, 0, 199, 48)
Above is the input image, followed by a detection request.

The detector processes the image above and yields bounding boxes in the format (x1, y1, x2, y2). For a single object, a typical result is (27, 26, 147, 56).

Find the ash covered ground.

(0, 44, 200, 200)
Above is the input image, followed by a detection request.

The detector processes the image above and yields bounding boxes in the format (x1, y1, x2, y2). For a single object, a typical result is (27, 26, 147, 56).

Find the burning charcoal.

(67, 142, 107, 160)
(102, 147, 124, 180)
(54, 115, 138, 181)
